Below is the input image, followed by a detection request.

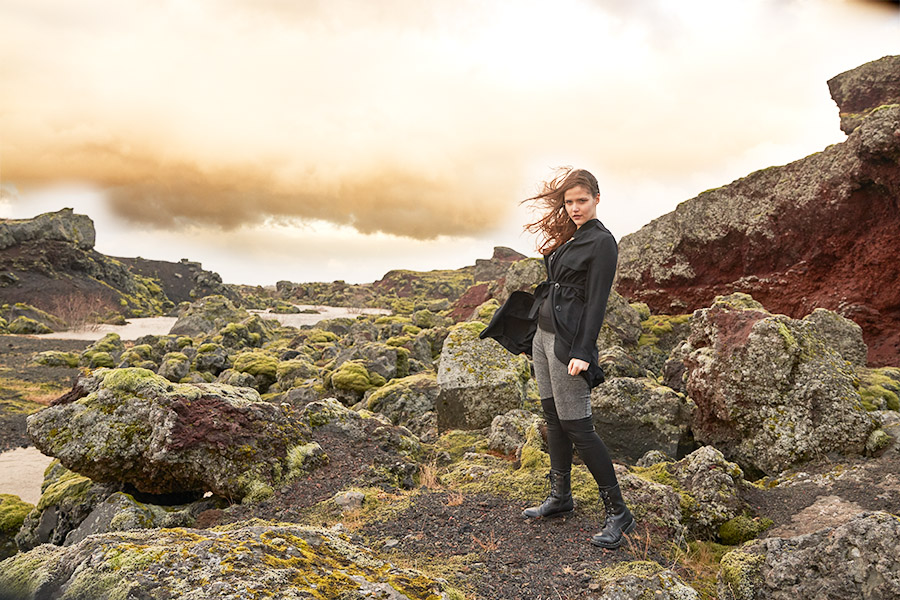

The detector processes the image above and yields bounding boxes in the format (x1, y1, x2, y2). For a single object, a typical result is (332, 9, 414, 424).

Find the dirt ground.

(2, 333, 899, 599)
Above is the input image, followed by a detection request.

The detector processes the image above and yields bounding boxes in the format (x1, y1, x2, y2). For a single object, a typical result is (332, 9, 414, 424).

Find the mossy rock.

(857, 367, 900, 411)
(232, 351, 279, 390)
(80, 333, 125, 367)
(331, 360, 386, 393)
(0, 494, 34, 559)
(718, 515, 773, 545)
(8, 316, 53, 334)
(276, 358, 318, 389)
(34, 351, 80, 368)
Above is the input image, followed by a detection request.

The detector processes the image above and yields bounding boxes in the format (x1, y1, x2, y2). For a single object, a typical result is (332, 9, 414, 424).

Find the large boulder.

(0, 208, 95, 251)
(168, 295, 250, 336)
(436, 321, 529, 431)
(0, 523, 453, 600)
(26, 368, 309, 502)
(683, 295, 878, 475)
(717, 511, 900, 600)
(634, 445, 749, 541)
(590, 377, 694, 463)
(615, 57, 900, 367)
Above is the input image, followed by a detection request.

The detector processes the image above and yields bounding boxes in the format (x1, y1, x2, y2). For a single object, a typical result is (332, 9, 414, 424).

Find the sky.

(1, 0, 898, 286)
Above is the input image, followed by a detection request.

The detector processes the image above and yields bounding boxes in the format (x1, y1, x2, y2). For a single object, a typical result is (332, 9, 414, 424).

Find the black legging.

(541, 397, 618, 488)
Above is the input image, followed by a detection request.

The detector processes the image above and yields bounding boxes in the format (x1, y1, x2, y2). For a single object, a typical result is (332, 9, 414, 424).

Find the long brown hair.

(522, 167, 600, 255)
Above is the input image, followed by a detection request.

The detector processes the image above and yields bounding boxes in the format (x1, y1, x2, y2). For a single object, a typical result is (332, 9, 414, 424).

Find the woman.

(481, 167, 635, 549)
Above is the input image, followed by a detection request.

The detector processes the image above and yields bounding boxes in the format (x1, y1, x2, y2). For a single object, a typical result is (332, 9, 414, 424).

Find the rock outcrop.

(615, 56, 900, 366)
(683, 294, 878, 475)
(0, 208, 95, 251)
(0, 522, 454, 600)
(827, 54, 900, 134)
(27, 368, 309, 501)
(0, 209, 235, 322)
(717, 511, 900, 600)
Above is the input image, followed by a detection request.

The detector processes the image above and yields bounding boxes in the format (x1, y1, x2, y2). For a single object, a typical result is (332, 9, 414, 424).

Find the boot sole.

(521, 507, 575, 519)
(589, 518, 637, 549)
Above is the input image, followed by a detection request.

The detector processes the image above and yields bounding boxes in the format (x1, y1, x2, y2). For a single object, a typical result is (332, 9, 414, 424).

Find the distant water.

(0, 447, 54, 505)
(36, 304, 391, 341)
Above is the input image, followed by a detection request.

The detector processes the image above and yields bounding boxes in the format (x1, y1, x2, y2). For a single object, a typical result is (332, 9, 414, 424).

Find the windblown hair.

(522, 167, 600, 255)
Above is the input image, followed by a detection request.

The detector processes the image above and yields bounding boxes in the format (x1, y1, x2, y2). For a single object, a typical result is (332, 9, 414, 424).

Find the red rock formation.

(615, 56, 900, 366)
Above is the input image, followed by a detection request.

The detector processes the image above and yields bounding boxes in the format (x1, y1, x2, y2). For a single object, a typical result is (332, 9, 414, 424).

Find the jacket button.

(554, 282, 560, 289)
(555, 305, 561, 311)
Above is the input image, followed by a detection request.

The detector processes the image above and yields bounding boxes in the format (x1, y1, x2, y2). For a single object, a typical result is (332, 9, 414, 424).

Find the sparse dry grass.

(48, 292, 110, 331)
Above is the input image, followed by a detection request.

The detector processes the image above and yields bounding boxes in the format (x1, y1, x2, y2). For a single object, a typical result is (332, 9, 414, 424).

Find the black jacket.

(480, 219, 618, 388)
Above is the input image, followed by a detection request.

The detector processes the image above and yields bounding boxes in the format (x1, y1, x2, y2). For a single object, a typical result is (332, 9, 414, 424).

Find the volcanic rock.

(683, 294, 878, 475)
(0, 208, 94, 251)
(615, 57, 900, 366)
(827, 55, 900, 134)
(590, 377, 694, 462)
(0, 523, 452, 600)
(26, 368, 309, 501)
(169, 294, 250, 336)
(436, 321, 529, 431)
(717, 511, 900, 600)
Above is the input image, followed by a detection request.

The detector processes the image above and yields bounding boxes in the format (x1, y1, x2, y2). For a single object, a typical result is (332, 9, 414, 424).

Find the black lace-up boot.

(590, 484, 636, 549)
(522, 469, 574, 518)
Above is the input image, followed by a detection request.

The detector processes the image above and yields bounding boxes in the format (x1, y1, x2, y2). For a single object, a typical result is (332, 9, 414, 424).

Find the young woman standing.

(483, 167, 635, 549)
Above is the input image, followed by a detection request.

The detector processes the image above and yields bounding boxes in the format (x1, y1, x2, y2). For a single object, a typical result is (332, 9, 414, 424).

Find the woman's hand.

(567, 358, 589, 376)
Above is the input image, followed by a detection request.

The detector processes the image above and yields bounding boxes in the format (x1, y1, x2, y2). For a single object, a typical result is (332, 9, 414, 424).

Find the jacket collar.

(572, 218, 600, 238)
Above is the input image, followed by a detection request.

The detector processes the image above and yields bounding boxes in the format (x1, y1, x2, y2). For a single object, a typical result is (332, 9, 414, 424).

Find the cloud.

(0, 0, 896, 244)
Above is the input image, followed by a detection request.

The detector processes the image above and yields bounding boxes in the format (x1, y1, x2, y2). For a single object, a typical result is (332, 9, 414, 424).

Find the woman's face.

(564, 185, 599, 228)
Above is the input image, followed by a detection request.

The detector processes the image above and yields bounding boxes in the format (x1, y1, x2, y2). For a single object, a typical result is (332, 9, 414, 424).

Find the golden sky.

(1, 0, 898, 285)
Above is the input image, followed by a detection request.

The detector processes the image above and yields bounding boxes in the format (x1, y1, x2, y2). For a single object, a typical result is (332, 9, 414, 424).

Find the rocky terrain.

(615, 55, 900, 367)
(1, 56, 899, 600)
(0, 208, 235, 326)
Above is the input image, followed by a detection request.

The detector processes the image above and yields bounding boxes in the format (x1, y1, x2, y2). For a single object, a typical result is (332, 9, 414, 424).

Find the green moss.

(630, 302, 652, 321)
(386, 335, 413, 347)
(301, 328, 340, 343)
(331, 360, 385, 392)
(33, 351, 80, 368)
(718, 550, 765, 600)
(638, 313, 691, 347)
(0, 494, 34, 534)
(632, 461, 677, 488)
(518, 423, 549, 471)
(474, 299, 500, 323)
(866, 429, 893, 454)
(711, 293, 764, 311)
(592, 560, 664, 584)
(8, 316, 53, 334)
(99, 367, 172, 399)
(433, 430, 489, 461)
(287, 442, 327, 479)
(718, 515, 773, 545)
(366, 373, 435, 412)
(233, 351, 279, 379)
(37, 469, 94, 511)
